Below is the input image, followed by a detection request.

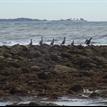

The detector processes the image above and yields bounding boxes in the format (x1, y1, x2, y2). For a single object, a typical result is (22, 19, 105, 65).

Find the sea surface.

(0, 97, 107, 106)
(46, 97, 107, 106)
(0, 20, 107, 46)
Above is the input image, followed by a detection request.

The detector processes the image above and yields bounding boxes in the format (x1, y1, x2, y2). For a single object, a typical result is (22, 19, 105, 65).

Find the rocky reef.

(0, 44, 107, 99)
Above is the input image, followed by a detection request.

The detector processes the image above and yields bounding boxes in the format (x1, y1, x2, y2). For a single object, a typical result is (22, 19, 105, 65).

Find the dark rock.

(31, 51, 42, 57)
(0, 45, 107, 98)
(50, 54, 60, 61)
(6, 101, 58, 106)
(54, 64, 73, 73)
(89, 92, 100, 98)
(80, 70, 94, 77)
(9, 87, 28, 96)
(37, 72, 49, 80)
(70, 85, 83, 93)
(31, 65, 40, 71)
(103, 75, 107, 79)
(0, 90, 6, 97)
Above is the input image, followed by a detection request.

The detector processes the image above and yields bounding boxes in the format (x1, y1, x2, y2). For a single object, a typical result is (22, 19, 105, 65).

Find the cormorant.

(61, 37, 66, 45)
(29, 39, 33, 46)
(85, 37, 93, 46)
(50, 38, 54, 46)
(71, 40, 74, 46)
(39, 37, 43, 46)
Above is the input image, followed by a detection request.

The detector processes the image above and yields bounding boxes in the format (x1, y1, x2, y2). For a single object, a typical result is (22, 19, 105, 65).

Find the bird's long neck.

(89, 38, 92, 41)
(41, 37, 43, 41)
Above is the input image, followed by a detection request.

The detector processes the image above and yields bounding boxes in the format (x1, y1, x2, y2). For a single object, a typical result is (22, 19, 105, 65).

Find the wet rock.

(61, 52, 71, 59)
(10, 44, 28, 55)
(80, 70, 94, 77)
(0, 45, 107, 98)
(89, 92, 100, 98)
(21, 67, 30, 73)
(103, 75, 107, 79)
(29, 49, 42, 58)
(6, 58, 20, 68)
(7, 101, 58, 106)
(50, 54, 61, 62)
(54, 65, 73, 73)
(73, 55, 95, 69)
(0, 55, 5, 59)
(3, 53, 12, 58)
(37, 72, 50, 80)
(0, 90, 6, 97)
(31, 65, 40, 71)
(97, 90, 107, 98)
(9, 86, 28, 96)
(70, 85, 83, 93)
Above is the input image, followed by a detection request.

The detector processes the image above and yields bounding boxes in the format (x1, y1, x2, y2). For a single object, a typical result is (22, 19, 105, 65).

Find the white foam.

(0, 102, 12, 106)
(45, 97, 107, 106)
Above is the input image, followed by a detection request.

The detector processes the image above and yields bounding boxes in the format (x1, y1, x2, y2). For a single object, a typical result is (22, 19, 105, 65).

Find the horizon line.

(0, 17, 107, 22)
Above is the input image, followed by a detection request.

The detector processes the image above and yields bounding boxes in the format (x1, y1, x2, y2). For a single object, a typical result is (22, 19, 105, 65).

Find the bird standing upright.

(29, 39, 33, 46)
(39, 37, 43, 46)
(85, 37, 93, 46)
(61, 37, 66, 45)
(71, 40, 74, 46)
(50, 38, 54, 46)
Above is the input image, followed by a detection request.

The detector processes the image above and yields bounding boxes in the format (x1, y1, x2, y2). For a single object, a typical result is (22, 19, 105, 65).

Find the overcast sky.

(0, 0, 107, 21)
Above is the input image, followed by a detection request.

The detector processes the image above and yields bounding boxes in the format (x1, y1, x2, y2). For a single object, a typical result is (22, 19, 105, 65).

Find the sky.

(0, 0, 107, 21)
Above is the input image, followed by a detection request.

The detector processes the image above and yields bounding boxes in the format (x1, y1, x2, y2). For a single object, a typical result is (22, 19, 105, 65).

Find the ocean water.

(45, 97, 107, 106)
(0, 102, 12, 106)
(1, 97, 107, 106)
(0, 20, 107, 46)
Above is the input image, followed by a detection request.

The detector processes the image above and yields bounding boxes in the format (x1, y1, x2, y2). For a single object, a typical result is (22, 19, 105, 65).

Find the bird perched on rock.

(85, 37, 93, 46)
(71, 40, 74, 46)
(29, 39, 33, 46)
(61, 37, 66, 45)
(39, 37, 43, 46)
(50, 38, 55, 46)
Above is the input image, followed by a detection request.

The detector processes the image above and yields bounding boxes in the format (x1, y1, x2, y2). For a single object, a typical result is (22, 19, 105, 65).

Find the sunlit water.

(0, 20, 107, 46)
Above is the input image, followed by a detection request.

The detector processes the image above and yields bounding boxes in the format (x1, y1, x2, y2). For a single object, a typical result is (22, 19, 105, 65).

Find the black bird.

(50, 38, 55, 46)
(29, 39, 33, 46)
(61, 37, 66, 45)
(71, 40, 74, 46)
(85, 37, 93, 46)
(39, 37, 43, 46)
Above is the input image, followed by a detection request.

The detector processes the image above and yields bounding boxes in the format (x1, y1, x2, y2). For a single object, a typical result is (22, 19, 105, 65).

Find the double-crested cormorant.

(50, 38, 54, 46)
(85, 37, 93, 46)
(29, 39, 33, 46)
(71, 40, 74, 46)
(39, 37, 43, 46)
(61, 37, 66, 45)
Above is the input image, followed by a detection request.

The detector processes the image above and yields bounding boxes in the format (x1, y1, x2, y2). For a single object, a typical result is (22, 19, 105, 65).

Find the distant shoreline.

(0, 18, 87, 22)
(0, 18, 103, 22)
(0, 18, 107, 23)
